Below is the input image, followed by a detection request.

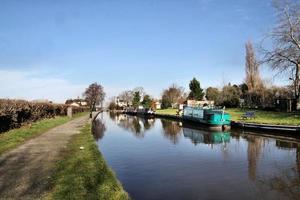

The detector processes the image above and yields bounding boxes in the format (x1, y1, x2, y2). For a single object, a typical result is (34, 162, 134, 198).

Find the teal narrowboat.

(182, 106, 231, 130)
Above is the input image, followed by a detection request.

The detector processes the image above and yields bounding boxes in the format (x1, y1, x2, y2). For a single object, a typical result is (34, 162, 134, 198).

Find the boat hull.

(182, 116, 230, 131)
(182, 106, 231, 130)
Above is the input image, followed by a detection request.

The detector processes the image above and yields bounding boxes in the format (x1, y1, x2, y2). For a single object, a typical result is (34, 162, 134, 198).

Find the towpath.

(0, 114, 89, 200)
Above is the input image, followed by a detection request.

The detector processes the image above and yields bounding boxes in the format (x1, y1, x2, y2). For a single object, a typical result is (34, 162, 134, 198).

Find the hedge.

(0, 99, 88, 133)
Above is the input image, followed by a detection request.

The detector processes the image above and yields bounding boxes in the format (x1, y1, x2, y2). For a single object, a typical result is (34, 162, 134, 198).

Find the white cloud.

(0, 69, 86, 103)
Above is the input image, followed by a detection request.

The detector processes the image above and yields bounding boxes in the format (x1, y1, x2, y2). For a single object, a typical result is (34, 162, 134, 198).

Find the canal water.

(93, 112, 300, 200)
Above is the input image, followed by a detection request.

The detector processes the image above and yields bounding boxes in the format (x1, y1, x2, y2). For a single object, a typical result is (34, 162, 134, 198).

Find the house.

(80, 101, 87, 106)
(70, 102, 80, 107)
(65, 98, 88, 107)
(149, 100, 161, 110)
(186, 100, 214, 107)
(115, 97, 128, 108)
(154, 101, 161, 110)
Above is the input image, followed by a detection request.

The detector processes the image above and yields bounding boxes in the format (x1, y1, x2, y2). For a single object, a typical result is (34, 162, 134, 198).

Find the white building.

(115, 97, 128, 108)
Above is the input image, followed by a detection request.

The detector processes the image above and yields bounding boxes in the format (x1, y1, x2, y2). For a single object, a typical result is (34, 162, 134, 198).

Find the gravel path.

(0, 115, 89, 200)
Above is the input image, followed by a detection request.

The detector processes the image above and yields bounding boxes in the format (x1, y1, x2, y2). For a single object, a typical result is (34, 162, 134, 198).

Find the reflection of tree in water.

(258, 140, 300, 199)
(276, 140, 300, 178)
(262, 169, 300, 200)
(131, 118, 156, 138)
(132, 117, 143, 137)
(161, 119, 182, 144)
(245, 135, 263, 181)
(112, 113, 155, 138)
(143, 119, 152, 130)
(108, 111, 119, 121)
(92, 119, 106, 141)
(229, 129, 242, 141)
(224, 131, 300, 199)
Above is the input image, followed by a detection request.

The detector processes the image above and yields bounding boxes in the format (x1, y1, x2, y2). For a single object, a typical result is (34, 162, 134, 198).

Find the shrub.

(0, 99, 87, 133)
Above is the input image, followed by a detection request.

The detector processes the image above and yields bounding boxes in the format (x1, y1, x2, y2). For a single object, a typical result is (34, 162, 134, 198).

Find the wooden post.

(67, 107, 73, 118)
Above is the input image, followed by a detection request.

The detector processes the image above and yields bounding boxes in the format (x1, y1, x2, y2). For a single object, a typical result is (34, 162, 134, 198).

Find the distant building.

(138, 105, 144, 109)
(115, 97, 128, 108)
(154, 101, 161, 110)
(186, 100, 214, 107)
(81, 101, 87, 106)
(70, 102, 80, 107)
(65, 98, 88, 107)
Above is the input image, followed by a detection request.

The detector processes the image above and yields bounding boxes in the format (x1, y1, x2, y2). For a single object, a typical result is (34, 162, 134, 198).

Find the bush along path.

(0, 114, 89, 199)
(0, 99, 87, 133)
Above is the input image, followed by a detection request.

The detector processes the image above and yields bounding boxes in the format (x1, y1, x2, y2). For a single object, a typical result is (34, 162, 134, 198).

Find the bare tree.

(245, 41, 263, 92)
(83, 82, 105, 116)
(117, 87, 145, 107)
(161, 84, 184, 108)
(245, 41, 264, 107)
(262, 0, 300, 108)
(118, 90, 134, 106)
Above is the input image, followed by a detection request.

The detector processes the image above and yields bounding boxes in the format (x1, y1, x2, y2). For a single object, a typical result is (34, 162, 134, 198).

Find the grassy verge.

(155, 108, 300, 126)
(155, 108, 178, 115)
(226, 108, 300, 126)
(47, 123, 129, 200)
(0, 112, 88, 155)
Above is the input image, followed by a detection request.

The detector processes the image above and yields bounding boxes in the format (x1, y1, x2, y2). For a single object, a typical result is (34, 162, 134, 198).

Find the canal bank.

(48, 122, 129, 200)
(231, 121, 300, 133)
(0, 112, 129, 200)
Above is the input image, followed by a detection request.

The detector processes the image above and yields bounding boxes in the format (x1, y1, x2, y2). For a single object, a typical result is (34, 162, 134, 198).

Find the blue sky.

(0, 0, 283, 103)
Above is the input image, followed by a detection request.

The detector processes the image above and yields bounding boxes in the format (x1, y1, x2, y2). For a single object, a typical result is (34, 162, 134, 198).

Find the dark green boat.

(182, 106, 231, 130)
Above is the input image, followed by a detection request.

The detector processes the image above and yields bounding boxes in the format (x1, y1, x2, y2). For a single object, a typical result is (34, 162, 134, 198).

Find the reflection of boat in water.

(183, 127, 230, 145)
(183, 106, 231, 130)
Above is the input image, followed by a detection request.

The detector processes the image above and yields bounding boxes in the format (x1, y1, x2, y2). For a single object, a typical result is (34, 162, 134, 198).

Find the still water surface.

(93, 112, 300, 200)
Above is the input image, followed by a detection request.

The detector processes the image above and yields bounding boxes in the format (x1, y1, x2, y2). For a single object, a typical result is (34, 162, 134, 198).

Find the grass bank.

(155, 108, 300, 126)
(47, 123, 129, 200)
(0, 112, 88, 155)
(155, 108, 178, 115)
(226, 108, 300, 126)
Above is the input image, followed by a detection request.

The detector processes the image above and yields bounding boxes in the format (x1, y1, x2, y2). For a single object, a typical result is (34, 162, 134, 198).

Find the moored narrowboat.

(136, 108, 155, 118)
(182, 106, 231, 130)
(124, 108, 155, 118)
